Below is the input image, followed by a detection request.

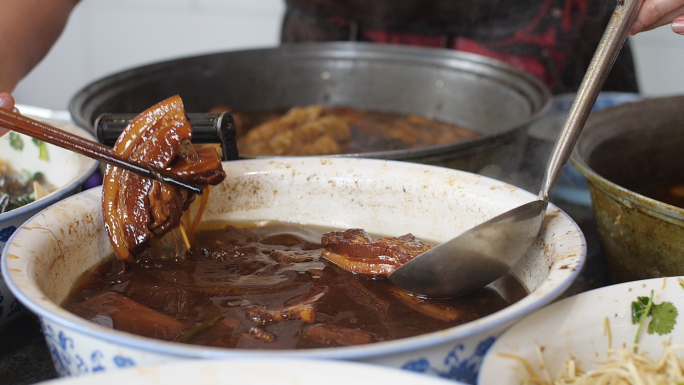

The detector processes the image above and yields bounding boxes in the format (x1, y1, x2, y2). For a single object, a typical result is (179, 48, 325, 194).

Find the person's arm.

(0, 0, 79, 136)
(631, 0, 684, 35)
(0, 0, 80, 93)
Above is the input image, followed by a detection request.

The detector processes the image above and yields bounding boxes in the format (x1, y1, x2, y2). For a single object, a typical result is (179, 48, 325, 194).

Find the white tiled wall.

(629, 25, 684, 96)
(13, 0, 286, 110)
(12, 0, 684, 110)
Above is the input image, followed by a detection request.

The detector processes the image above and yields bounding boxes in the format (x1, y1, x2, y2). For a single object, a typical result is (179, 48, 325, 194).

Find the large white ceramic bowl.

(2, 158, 585, 384)
(38, 358, 462, 385)
(0, 117, 98, 331)
(479, 276, 684, 384)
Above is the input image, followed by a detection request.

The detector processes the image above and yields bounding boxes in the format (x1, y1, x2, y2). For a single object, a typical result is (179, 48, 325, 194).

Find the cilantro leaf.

(632, 291, 679, 352)
(632, 296, 651, 324)
(8, 193, 34, 210)
(38, 142, 48, 160)
(21, 169, 33, 184)
(31, 139, 48, 160)
(9, 132, 23, 151)
(28, 138, 50, 160)
(648, 301, 678, 336)
(633, 291, 655, 352)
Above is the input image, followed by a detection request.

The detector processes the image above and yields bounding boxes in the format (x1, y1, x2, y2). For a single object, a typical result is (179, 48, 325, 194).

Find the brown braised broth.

(62, 222, 526, 350)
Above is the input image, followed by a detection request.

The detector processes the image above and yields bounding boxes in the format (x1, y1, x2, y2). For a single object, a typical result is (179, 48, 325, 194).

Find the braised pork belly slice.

(102, 95, 226, 264)
(77, 292, 188, 341)
(321, 229, 435, 276)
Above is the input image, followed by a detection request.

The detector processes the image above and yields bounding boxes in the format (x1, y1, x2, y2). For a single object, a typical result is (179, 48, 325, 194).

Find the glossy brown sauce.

(229, 107, 479, 154)
(62, 222, 526, 350)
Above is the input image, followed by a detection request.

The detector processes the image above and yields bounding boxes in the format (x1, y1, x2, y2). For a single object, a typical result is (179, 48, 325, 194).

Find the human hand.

(0, 92, 15, 137)
(631, 0, 684, 35)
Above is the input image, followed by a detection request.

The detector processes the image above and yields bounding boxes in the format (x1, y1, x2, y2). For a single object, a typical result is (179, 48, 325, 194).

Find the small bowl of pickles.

(0, 116, 98, 331)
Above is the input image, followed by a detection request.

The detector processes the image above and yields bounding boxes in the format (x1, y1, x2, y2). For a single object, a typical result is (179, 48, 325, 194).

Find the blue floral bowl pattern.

(1, 158, 585, 383)
(38, 313, 501, 383)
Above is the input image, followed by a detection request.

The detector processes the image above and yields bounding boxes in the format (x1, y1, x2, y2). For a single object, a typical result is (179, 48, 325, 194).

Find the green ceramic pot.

(571, 95, 684, 283)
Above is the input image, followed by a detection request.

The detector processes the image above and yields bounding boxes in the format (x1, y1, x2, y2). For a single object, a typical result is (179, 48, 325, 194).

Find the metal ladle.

(387, 0, 643, 297)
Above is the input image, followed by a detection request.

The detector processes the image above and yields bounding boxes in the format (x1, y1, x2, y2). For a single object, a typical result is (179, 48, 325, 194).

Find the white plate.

(38, 358, 463, 385)
(479, 277, 684, 384)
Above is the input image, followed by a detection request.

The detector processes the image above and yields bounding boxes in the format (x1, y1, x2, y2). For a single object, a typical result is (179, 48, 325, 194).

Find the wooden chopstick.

(0, 108, 204, 195)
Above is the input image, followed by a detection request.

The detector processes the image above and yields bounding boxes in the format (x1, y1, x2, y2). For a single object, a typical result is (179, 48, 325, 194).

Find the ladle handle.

(538, 0, 642, 202)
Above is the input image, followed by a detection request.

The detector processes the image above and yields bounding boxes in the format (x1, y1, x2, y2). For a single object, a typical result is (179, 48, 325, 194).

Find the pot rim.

(570, 95, 684, 227)
(2, 158, 584, 360)
(571, 157, 684, 227)
(68, 42, 551, 161)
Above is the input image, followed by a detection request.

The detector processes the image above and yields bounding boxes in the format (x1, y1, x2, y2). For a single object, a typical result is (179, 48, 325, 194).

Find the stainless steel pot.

(571, 95, 684, 282)
(69, 42, 550, 176)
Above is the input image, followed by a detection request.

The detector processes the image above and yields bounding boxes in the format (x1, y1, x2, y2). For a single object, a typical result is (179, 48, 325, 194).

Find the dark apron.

(281, 0, 638, 94)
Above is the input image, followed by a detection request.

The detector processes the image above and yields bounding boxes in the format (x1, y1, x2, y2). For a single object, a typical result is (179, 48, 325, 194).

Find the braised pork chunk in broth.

(63, 222, 525, 349)
(321, 229, 435, 276)
(102, 95, 225, 264)
(239, 106, 352, 156)
(231, 105, 479, 156)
